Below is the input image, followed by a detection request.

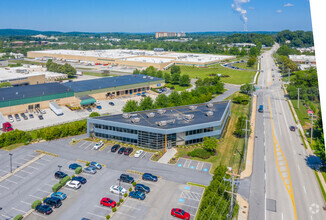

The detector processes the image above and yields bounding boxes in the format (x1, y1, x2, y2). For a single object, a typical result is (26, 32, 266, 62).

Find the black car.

(54, 171, 67, 179)
(43, 197, 62, 208)
(142, 173, 158, 182)
(20, 113, 28, 120)
(109, 102, 115, 106)
(35, 204, 53, 215)
(72, 176, 87, 184)
(135, 183, 150, 193)
(111, 144, 120, 152)
(29, 113, 34, 119)
(119, 174, 134, 183)
(14, 114, 21, 121)
(124, 147, 133, 156)
(290, 126, 296, 131)
(86, 107, 92, 112)
(38, 114, 44, 120)
(118, 147, 126, 154)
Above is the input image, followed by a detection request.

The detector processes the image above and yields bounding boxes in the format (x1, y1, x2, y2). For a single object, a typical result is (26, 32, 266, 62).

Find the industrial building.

(155, 32, 186, 38)
(27, 49, 235, 70)
(0, 65, 68, 86)
(0, 74, 164, 115)
(289, 55, 316, 64)
(0, 60, 8, 67)
(87, 101, 231, 149)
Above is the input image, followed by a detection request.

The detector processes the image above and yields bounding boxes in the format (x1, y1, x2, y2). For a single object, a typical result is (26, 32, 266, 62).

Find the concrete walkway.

(158, 148, 177, 164)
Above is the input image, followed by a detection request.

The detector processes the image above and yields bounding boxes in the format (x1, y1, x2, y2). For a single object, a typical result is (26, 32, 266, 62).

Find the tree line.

(46, 59, 76, 78)
(276, 30, 314, 48)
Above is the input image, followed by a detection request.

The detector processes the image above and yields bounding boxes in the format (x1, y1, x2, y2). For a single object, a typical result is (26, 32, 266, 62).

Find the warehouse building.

(87, 101, 231, 149)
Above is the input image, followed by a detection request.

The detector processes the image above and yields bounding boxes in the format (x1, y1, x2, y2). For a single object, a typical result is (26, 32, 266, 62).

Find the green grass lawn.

(10, 60, 46, 66)
(1, 143, 25, 151)
(172, 65, 256, 85)
(82, 71, 118, 77)
(232, 62, 257, 71)
(165, 83, 191, 92)
(291, 99, 310, 128)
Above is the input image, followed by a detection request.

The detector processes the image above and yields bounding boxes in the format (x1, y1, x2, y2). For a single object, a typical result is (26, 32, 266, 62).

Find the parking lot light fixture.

(58, 165, 62, 171)
(9, 153, 13, 173)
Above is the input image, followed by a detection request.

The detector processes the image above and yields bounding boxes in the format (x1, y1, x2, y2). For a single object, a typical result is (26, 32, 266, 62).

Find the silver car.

(83, 166, 97, 174)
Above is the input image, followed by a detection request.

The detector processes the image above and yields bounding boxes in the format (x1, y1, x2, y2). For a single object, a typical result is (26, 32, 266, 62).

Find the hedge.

(75, 167, 82, 174)
(187, 148, 211, 159)
(31, 200, 42, 209)
(112, 207, 117, 212)
(52, 183, 62, 192)
(60, 176, 71, 185)
(13, 215, 23, 220)
(106, 215, 110, 219)
(52, 176, 71, 192)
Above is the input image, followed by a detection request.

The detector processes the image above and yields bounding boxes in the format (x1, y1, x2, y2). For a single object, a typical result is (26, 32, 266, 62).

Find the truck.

(0, 112, 13, 132)
(258, 105, 264, 113)
(49, 102, 63, 116)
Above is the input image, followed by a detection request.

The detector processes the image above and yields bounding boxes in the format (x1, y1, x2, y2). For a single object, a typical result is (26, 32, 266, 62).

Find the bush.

(75, 167, 82, 174)
(120, 199, 124, 203)
(129, 187, 132, 192)
(31, 200, 42, 209)
(106, 215, 110, 219)
(112, 207, 117, 212)
(132, 182, 136, 187)
(124, 193, 128, 197)
(187, 148, 211, 159)
(43, 197, 47, 202)
(59, 176, 71, 185)
(86, 162, 90, 166)
(72, 175, 75, 178)
(13, 215, 23, 220)
(52, 183, 62, 192)
(89, 112, 100, 117)
(117, 202, 120, 206)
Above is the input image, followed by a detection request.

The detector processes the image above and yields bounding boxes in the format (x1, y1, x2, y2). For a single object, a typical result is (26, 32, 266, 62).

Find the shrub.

(72, 175, 75, 178)
(13, 215, 23, 220)
(43, 197, 47, 202)
(129, 187, 132, 192)
(86, 162, 90, 166)
(120, 199, 124, 203)
(75, 167, 82, 174)
(89, 112, 100, 117)
(132, 182, 136, 187)
(106, 215, 110, 219)
(59, 176, 71, 185)
(117, 202, 120, 206)
(187, 148, 211, 159)
(31, 200, 42, 209)
(52, 183, 62, 192)
(124, 193, 128, 197)
(112, 207, 117, 212)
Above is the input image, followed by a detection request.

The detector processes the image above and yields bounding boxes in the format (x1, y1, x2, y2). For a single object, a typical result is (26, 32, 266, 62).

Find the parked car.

(142, 173, 158, 182)
(119, 174, 134, 183)
(51, 192, 67, 200)
(72, 176, 87, 184)
(124, 147, 133, 156)
(93, 141, 104, 150)
(20, 113, 28, 120)
(118, 147, 126, 154)
(69, 163, 82, 170)
(100, 197, 116, 208)
(40, 109, 46, 114)
(135, 183, 150, 193)
(35, 205, 53, 215)
(134, 150, 143, 158)
(109, 102, 115, 106)
(29, 113, 34, 119)
(54, 171, 67, 179)
(96, 105, 102, 109)
(83, 166, 97, 174)
(171, 208, 190, 220)
(89, 161, 102, 170)
(86, 107, 92, 112)
(14, 114, 21, 121)
(8, 115, 14, 122)
(129, 191, 146, 200)
(290, 126, 296, 131)
(110, 185, 127, 195)
(38, 114, 44, 120)
(111, 144, 120, 152)
(43, 197, 62, 208)
(66, 180, 81, 189)
(141, 94, 146, 97)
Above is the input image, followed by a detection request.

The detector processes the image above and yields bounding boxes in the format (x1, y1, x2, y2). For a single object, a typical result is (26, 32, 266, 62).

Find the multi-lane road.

(245, 44, 326, 220)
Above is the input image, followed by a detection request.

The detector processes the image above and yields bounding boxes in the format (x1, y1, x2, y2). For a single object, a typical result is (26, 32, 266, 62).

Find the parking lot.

(176, 158, 211, 173)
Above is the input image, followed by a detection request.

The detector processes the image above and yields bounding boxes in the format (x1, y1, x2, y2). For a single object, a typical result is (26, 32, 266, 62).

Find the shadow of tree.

(305, 154, 322, 170)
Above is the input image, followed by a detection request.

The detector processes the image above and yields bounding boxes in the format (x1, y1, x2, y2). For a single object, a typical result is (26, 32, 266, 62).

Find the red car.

(100, 198, 116, 208)
(171, 208, 190, 220)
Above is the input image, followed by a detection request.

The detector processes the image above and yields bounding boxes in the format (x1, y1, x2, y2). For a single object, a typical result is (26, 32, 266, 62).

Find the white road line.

(0, 185, 9, 189)
(21, 201, 30, 205)
(122, 204, 141, 211)
(38, 189, 51, 194)
(20, 158, 31, 162)
(196, 162, 204, 170)
(28, 166, 39, 170)
(303, 186, 307, 194)
(282, 212, 284, 220)
(115, 212, 136, 218)
(297, 164, 301, 172)
(11, 207, 26, 213)
(94, 205, 110, 211)
(78, 141, 88, 148)
(33, 161, 45, 166)
(5, 179, 18, 184)
(183, 160, 191, 168)
(14, 174, 24, 179)
(2, 214, 11, 219)
(19, 170, 32, 174)
(84, 142, 94, 149)
(0, 169, 9, 173)
(63, 187, 78, 192)
(44, 183, 53, 187)
(178, 203, 198, 209)
(39, 157, 51, 162)
(87, 212, 105, 218)
(32, 212, 47, 218)
(29, 195, 42, 199)
(141, 152, 147, 159)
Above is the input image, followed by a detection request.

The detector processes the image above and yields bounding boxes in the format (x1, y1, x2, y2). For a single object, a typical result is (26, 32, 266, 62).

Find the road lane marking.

(21, 201, 30, 205)
(268, 97, 298, 220)
(29, 195, 42, 199)
(78, 141, 88, 148)
(5, 179, 17, 184)
(0, 185, 9, 189)
(88, 212, 105, 218)
(114, 212, 136, 218)
(19, 170, 32, 174)
(303, 186, 307, 194)
(121, 204, 141, 211)
(11, 207, 26, 213)
(94, 205, 110, 211)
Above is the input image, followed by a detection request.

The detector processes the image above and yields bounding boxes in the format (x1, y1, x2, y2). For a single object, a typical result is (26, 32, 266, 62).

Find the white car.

(66, 180, 81, 189)
(93, 141, 104, 150)
(134, 150, 144, 158)
(110, 185, 127, 195)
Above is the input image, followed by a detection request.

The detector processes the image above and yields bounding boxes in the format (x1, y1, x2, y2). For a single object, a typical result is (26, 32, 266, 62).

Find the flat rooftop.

(123, 57, 174, 64)
(63, 74, 163, 93)
(0, 83, 73, 102)
(94, 101, 230, 129)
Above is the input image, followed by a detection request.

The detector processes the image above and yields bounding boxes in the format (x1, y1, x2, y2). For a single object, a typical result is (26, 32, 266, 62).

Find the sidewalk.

(158, 148, 177, 164)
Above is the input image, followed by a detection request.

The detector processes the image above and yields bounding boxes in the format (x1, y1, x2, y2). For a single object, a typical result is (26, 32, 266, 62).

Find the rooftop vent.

(206, 111, 214, 116)
(146, 112, 155, 118)
(143, 76, 147, 79)
(129, 113, 138, 117)
(131, 117, 140, 123)
(189, 105, 197, 110)
(122, 113, 130, 118)
(157, 109, 166, 115)
(207, 103, 213, 108)
(156, 119, 175, 126)
(184, 114, 194, 120)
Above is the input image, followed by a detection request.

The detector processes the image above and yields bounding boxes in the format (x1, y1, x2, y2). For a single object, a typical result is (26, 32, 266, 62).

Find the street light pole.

(311, 114, 315, 144)
(297, 88, 300, 109)
(118, 178, 121, 202)
(9, 153, 13, 173)
(58, 165, 62, 171)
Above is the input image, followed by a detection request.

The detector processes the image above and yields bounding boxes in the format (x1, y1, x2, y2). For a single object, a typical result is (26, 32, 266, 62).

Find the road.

(244, 44, 326, 220)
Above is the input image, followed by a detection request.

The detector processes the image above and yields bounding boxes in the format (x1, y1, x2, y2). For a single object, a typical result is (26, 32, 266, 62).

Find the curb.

(35, 150, 58, 157)
(236, 194, 249, 220)
(76, 159, 106, 168)
(126, 169, 161, 179)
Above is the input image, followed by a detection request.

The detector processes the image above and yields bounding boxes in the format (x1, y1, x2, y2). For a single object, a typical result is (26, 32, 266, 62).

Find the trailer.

(0, 112, 13, 132)
(49, 102, 63, 116)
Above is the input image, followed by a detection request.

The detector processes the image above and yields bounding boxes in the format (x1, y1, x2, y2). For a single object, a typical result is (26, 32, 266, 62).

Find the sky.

(0, 0, 313, 32)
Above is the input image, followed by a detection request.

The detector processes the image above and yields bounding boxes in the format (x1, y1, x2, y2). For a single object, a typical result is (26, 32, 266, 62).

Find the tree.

(154, 94, 169, 108)
(234, 116, 250, 137)
(249, 47, 259, 57)
(164, 73, 171, 83)
(145, 66, 156, 76)
(247, 56, 256, 67)
(240, 83, 256, 95)
(179, 74, 191, 86)
(171, 72, 180, 84)
(139, 96, 154, 110)
(0, 82, 11, 88)
(170, 65, 181, 75)
(229, 46, 240, 55)
(202, 137, 218, 153)
(156, 70, 163, 79)
(233, 94, 250, 105)
(168, 91, 182, 106)
(122, 100, 139, 113)
(89, 112, 100, 117)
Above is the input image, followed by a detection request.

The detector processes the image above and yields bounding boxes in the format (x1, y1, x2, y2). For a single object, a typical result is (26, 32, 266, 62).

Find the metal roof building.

(87, 101, 231, 149)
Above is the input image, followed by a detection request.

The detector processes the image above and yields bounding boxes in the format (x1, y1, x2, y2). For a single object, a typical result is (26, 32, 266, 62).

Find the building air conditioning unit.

(189, 105, 197, 110)
(206, 111, 214, 116)
(157, 109, 166, 115)
(207, 103, 213, 108)
(156, 121, 167, 126)
(184, 114, 194, 120)
(129, 113, 138, 117)
(131, 117, 140, 123)
(147, 112, 155, 118)
(122, 113, 130, 118)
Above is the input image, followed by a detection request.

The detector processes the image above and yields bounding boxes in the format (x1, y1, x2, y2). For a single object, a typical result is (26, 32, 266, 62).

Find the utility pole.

(311, 113, 315, 144)
(9, 153, 13, 173)
(297, 88, 300, 109)
(229, 171, 235, 219)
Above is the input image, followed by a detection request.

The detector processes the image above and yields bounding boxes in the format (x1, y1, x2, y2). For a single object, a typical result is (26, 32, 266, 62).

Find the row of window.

(185, 138, 203, 145)
(94, 124, 138, 134)
(185, 127, 214, 136)
(94, 132, 137, 144)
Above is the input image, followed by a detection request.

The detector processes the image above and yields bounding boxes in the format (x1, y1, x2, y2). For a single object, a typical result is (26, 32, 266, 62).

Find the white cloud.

(232, 0, 250, 31)
(284, 3, 294, 7)
(276, 9, 283, 13)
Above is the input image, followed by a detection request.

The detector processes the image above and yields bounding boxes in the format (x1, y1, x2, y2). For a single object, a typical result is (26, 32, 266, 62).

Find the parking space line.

(29, 195, 42, 199)
(121, 204, 141, 211)
(20, 169, 32, 174)
(87, 212, 105, 218)
(84, 142, 94, 150)
(115, 212, 136, 218)
(44, 183, 53, 187)
(63, 187, 77, 192)
(141, 152, 147, 159)
(39, 157, 51, 162)
(14, 174, 24, 178)
(177, 203, 198, 209)
(196, 162, 204, 170)
(32, 212, 47, 218)
(27, 166, 39, 170)
(0, 185, 9, 189)
(2, 214, 11, 219)
(94, 205, 110, 211)
(14, 162, 25, 166)
(0, 169, 9, 173)
(5, 179, 18, 184)
(21, 201, 30, 205)
(183, 160, 191, 168)
(33, 161, 46, 166)
(11, 207, 26, 213)
(37, 189, 51, 194)
(78, 141, 88, 148)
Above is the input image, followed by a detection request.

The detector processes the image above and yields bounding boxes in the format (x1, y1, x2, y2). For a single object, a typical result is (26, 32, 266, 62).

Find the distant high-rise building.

(155, 32, 186, 38)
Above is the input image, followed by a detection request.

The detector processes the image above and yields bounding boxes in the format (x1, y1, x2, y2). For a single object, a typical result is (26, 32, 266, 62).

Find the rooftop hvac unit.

(189, 105, 197, 110)
(131, 117, 140, 123)
(207, 103, 213, 108)
(129, 113, 138, 117)
(122, 113, 130, 118)
(156, 119, 175, 126)
(206, 111, 214, 116)
(157, 109, 166, 115)
(147, 112, 155, 118)
(184, 114, 194, 120)
(143, 76, 147, 79)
